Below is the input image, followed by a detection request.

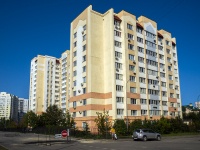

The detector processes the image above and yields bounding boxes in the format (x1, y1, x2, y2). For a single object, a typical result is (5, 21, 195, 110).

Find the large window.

(141, 110, 147, 115)
(131, 110, 137, 116)
(116, 85, 123, 91)
(115, 62, 122, 69)
(115, 51, 122, 58)
(137, 37, 143, 43)
(139, 77, 145, 83)
(114, 30, 121, 37)
(129, 54, 135, 61)
(129, 65, 135, 72)
(115, 41, 122, 47)
(128, 44, 134, 50)
(131, 98, 137, 104)
(127, 23, 133, 30)
(117, 109, 124, 115)
(130, 87, 136, 93)
(140, 99, 147, 104)
(139, 67, 145, 73)
(137, 46, 144, 53)
(138, 56, 144, 63)
(130, 76, 136, 82)
(116, 73, 123, 80)
(116, 97, 124, 103)
(128, 33, 134, 39)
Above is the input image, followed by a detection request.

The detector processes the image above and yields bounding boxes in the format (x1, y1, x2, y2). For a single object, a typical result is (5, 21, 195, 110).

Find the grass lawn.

(0, 145, 7, 150)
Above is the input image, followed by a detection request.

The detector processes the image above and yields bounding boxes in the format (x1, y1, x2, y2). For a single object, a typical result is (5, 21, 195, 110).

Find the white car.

(132, 129, 161, 141)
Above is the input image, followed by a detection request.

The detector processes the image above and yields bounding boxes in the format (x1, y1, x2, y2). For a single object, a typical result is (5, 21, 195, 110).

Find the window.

(145, 40, 156, 48)
(129, 54, 135, 61)
(174, 61, 177, 66)
(162, 101, 167, 106)
(169, 84, 173, 89)
(73, 81, 76, 86)
(131, 110, 137, 116)
(74, 32, 77, 38)
(83, 88, 86, 94)
(137, 37, 143, 43)
(159, 54, 164, 60)
(83, 44, 86, 51)
(138, 56, 144, 63)
(83, 55, 86, 62)
(130, 87, 136, 93)
(177, 94, 180, 99)
(115, 41, 121, 47)
(160, 63, 165, 68)
(128, 44, 134, 50)
(73, 71, 77, 76)
(147, 69, 158, 76)
(175, 77, 178, 82)
(73, 51, 77, 57)
(115, 62, 122, 69)
(139, 67, 145, 73)
(137, 27, 142, 34)
(74, 41, 77, 48)
(117, 109, 124, 115)
(83, 99, 87, 105)
(116, 73, 123, 80)
(149, 100, 160, 105)
(170, 93, 174, 98)
(127, 23, 133, 30)
(131, 98, 137, 104)
(116, 85, 123, 91)
(141, 110, 147, 115)
(167, 57, 171, 62)
(168, 66, 172, 71)
(137, 46, 144, 53)
(83, 25, 86, 31)
(83, 34, 86, 41)
(73, 112, 76, 117)
(146, 49, 157, 57)
(149, 110, 160, 116)
(83, 66, 86, 72)
(146, 31, 155, 39)
(128, 33, 133, 39)
(83, 110, 87, 116)
(130, 76, 136, 82)
(114, 30, 121, 37)
(148, 89, 159, 95)
(158, 45, 163, 50)
(148, 79, 158, 85)
(166, 40, 170, 46)
(158, 37, 162, 42)
(169, 75, 173, 80)
(82, 76, 86, 83)
(161, 82, 166, 87)
(115, 51, 122, 58)
(73, 61, 77, 67)
(139, 77, 145, 83)
(166, 49, 170, 54)
(160, 72, 165, 78)
(114, 20, 120, 27)
(162, 91, 167, 97)
(116, 97, 124, 103)
(129, 65, 135, 72)
(73, 101, 76, 108)
(163, 111, 168, 116)
(73, 91, 76, 96)
(173, 53, 176, 57)
(146, 59, 158, 67)
(140, 88, 146, 94)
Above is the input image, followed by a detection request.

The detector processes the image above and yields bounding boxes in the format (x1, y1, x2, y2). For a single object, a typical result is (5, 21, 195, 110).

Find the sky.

(0, 0, 200, 105)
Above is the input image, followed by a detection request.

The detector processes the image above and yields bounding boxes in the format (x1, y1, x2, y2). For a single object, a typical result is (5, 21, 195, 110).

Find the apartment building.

(0, 92, 12, 120)
(18, 98, 29, 122)
(61, 50, 70, 112)
(69, 5, 182, 129)
(29, 55, 61, 114)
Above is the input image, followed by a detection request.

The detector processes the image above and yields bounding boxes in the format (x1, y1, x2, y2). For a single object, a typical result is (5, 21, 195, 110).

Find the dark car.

(132, 129, 161, 141)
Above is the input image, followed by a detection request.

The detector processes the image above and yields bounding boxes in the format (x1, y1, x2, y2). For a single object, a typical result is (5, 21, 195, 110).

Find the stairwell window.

(128, 33, 133, 39)
(116, 85, 123, 92)
(131, 98, 137, 104)
(127, 23, 133, 30)
(128, 44, 134, 50)
(130, 76, 136, 82)
(130, 87, 136, 93)
(129, 54, 135, 61)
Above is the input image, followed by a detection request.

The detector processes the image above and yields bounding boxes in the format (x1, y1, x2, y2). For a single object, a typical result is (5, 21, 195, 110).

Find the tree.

(94, 110, 111, 136)
(113, 119, 127, 136)
(42, 105, 65, 126)
(21, 111, 38, 128)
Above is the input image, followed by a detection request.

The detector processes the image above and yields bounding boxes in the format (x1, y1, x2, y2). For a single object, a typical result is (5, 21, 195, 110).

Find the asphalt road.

(0, 131, 200, 150)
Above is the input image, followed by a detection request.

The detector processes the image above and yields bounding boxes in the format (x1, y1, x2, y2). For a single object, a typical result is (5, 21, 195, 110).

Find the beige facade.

(69, 5, 182, 129)
(29, 55, 61, 114)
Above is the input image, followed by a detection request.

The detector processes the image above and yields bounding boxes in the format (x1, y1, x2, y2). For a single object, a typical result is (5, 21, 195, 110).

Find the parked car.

(132, 129, 161, 141)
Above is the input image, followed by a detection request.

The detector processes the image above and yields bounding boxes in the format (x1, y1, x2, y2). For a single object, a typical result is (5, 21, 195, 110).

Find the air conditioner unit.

(116, 69, 119, 72)
(153, 85, 155, 88)
(171, 63, 172, 66)
(73, 107, 76, 110)
(128, 39, 131, 42)
(72, 86, 74, 89)
(134, 73, 136, 75)
(81, 83, 84, 86)
(163, 69, 165, 71)
(174, 108, 176, 110)
(154, 40, 156, 43)
(80, 100, 82, 103)
(161, 42, 163, 45)
(133, 61, 136, 64)
(115, 57, 119, 61)
(82, 31, 84, 34)
(156, 76, 159, 79)
(79, 111, 82, 114)
(78, 90, 81, 93)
